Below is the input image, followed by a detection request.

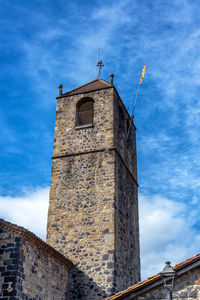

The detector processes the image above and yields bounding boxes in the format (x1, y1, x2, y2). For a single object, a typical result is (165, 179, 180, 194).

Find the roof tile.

(106, 253, 200, 299)
(63, 78, 112, 96)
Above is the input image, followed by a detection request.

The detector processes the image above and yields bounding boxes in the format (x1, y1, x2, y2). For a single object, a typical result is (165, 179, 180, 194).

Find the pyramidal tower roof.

(63, 78, 112, 96)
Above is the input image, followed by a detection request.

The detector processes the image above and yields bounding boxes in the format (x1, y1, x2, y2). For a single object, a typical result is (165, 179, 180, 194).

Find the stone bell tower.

(47, 75, 140, 299)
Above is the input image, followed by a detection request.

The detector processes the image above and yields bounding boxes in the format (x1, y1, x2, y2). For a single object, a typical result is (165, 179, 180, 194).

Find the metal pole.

(168, 290, 172, 300)
(132, 84, 141, 117)
(127, 84, 140, 140)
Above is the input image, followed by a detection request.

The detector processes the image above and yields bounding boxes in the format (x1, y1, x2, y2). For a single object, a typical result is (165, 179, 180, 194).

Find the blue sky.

(1, 0, 200, 280)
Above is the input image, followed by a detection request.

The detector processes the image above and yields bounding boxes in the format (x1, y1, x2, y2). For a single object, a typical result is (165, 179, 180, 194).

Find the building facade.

(47, 76, 140, 298)
(2, 76, 200, 300)
(0, 219, 74, 300)
(106, 254, 200, 300)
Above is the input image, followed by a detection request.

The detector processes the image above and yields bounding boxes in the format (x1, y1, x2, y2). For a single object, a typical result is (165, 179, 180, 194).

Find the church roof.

(63, 78, 112, 96)
(106, 253, 200, 299)
(0, 218, 74, 270)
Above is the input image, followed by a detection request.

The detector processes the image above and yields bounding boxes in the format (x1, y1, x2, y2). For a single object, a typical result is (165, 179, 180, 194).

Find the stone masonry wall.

(47, 150, 116, 299)
(47, 85, 140, 299)
(114, 152, 140, 292)
(113, 89, 140, 292)
(0, 227, 69, 300)
(47, 87, 117, 299)
(113, 90, 137, 181)
(134, 266, 200, 299)
(0, 229, 19, 299)
(52, 88, 114, 157)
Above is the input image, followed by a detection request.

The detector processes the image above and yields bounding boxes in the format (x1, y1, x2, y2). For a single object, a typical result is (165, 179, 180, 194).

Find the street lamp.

(161, 261, 176, 300)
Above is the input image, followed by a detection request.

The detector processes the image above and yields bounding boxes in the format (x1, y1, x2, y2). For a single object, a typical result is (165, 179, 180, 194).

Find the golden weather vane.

(96, 48, 104, 78)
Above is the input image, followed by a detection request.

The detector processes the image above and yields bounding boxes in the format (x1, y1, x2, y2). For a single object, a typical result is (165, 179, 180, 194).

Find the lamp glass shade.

(161, 262, 176, 290)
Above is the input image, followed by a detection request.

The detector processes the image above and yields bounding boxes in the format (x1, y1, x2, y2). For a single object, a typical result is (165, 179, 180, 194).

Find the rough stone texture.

(113, 89, 137, 181)
(47, 85, 140, 299)
(115, 153, 140, 292)
(112, 266, 200, 300)
(52, 88, 114, 156)
(114, 90, 140, 292)
(0, 227, 69, 300)
(138, 267, 200, 300)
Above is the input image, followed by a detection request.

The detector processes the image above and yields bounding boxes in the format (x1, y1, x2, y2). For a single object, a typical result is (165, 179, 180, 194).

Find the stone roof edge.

(0, 218, 75, 270)
(57, 85, 113, 99)
(62, 78, 111, 97)
(106, 253, 200, 299)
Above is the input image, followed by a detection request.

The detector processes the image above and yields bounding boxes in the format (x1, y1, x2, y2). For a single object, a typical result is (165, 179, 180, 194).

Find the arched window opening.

(76, 98, 94, 127)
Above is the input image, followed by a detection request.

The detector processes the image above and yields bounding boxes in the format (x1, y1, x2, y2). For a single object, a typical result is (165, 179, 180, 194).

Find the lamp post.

(161, 261, 176, 300)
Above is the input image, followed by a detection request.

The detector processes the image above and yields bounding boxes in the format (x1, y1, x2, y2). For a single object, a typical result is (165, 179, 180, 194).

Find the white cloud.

(1, 186, 200, 284)
(139, 193, 200, 279)
(2, 0, 200, 285)
(0, 187, 49, 240)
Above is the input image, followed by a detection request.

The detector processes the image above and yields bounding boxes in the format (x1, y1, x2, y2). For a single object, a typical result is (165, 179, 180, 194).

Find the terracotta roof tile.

(173, 253, 200, 270)
(0, 218, 74, 269)
(106, 253, 200, 299)
(63, 78, 112, 96)
(106, 274, 161, 300)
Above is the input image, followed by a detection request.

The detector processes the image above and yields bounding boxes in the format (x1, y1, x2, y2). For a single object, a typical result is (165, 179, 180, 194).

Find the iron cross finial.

(96, 48, 104, 78)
